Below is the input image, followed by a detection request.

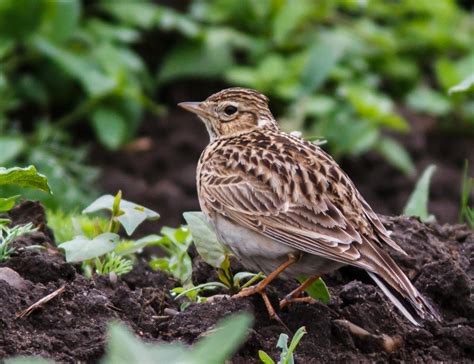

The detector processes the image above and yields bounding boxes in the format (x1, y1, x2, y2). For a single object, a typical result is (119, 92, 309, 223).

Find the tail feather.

(368, 271, 441, 326)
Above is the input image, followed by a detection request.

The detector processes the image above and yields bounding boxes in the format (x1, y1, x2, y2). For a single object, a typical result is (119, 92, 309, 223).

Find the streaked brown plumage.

(179, 87, 440, 326)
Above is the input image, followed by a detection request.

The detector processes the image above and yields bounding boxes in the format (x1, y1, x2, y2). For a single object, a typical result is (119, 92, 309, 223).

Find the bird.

(179, 87, 440, 326)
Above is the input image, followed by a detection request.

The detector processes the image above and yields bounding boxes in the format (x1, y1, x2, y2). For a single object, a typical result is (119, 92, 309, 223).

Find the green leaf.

(258, 350, 275, 364)
(345, 86, 409, 131)
(158, 40, 233, 83)
(83, 195, 160, 236)
(60, 233, 120, 263)
(0, 0, 44, 40)
(91, 107, 128, 150)
(285, 327, 307, 364)
(192, 313, 253, 363)
(0, 136, 25, 165)
(115, 234, 163, 256)
(32, 37, 116, 96)
(100, 2, 158, 29)
(101, 313, 252, 364)
(403, 165, 436, 222)
(299, 35, 345, 95)
(406, 87, 451, 116)
(102, 322, 192, 364)
(272, 0, 311, 46)
(0, 165, 51, 193)
(375, 138, 416, 176)
(183, 211, 228, 268)
(0, 195, 20, 212)
(449, 74, 474, 94)
(300, 277, 330, 304)
(40, 0, 81, 42)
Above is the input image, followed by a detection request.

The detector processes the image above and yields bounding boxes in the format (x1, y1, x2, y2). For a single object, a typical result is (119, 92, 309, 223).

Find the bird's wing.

(199, 132, 402, 269)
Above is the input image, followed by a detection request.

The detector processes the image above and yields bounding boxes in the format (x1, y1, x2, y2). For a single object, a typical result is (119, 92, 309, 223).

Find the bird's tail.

(367, 259, 441, 326)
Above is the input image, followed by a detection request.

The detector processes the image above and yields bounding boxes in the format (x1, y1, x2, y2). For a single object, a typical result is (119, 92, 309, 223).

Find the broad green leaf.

(115, 234, 163, 256)
(0, 0, 44, 40)
(32, 37, 116, 96)
(91, 107, 128, 150)
(193, 313, 253, 363)
(0, 136, 25, 165)
(299, 35, 345, 95)
(406, 87, 451, 115)
(403, 165, 436, 222)
(158, 40, 233, 83)
(0, 195, 20, 212)
(40, 0, 81, 42)
(101, 313, 252, 364)
(102, 322, 192, 364)
(272, 0, 311, 46)
(100, 2, 158, 29)
(183, 211, 228, 268)
(299, 277, 330, 304)
(376, 138, 416, 176)
(345, 86, 409, 131)
(449, 74, 474, 94)
(0, 166, 51, 193)
(60, 233, 120, 263)
(83, 195, 159, 236)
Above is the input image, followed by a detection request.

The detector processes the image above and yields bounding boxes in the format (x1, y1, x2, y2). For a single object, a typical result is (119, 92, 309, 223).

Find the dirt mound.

(0, 202, 472, 362)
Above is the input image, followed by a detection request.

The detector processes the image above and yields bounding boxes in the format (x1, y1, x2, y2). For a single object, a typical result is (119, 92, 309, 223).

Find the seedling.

(59, 191, 161, 277)
(259, 326, 307, 364)
(0, 220, 36, 262)
(403, 165, 436, 222)
(460, 160, 474, 228)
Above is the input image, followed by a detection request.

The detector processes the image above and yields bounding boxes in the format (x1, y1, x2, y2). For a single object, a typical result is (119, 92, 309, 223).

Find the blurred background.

(0, 0, 473, 227)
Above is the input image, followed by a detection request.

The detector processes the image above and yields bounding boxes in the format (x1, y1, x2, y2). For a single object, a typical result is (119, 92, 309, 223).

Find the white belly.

(213, 215, 343, 279)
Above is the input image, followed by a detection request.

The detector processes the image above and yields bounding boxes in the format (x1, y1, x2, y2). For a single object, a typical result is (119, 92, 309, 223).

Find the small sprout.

(259, 326, 307, 364)
(460, 160, 474, 228)
(0, 222, 36, 262)
(403, 164, 436, 222)
(58, 192, 162, 277)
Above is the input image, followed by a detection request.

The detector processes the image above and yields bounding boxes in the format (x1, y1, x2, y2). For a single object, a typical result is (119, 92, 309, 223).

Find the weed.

(259, 326, 307, 364)
(403, 165, 436, 222)
(59, 191, 160, 277)
(0, 221, 35, 262)
(460, 161, 474, 228)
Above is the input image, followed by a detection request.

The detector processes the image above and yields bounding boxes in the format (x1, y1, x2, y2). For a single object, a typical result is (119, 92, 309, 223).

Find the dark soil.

(94, 83, 474, 231)
(1, 201, 473, 363)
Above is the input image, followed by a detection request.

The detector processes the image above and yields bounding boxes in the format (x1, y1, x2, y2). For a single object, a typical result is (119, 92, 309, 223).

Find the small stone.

(0, 267, 27, 290)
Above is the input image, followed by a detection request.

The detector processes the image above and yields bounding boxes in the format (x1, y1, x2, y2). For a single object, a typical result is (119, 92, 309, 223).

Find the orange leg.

(280, 275, 320, 309)
(233, 253, 299, 298)
(232, 254, 298, 326)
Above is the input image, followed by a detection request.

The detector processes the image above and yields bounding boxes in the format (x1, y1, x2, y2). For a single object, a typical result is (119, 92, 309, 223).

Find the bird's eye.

(224, 105, 237, 115)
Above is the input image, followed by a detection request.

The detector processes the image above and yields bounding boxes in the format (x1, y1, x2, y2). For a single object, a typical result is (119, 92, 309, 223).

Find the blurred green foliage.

(159, 0, 473, 173)
(0, 0, 162, 209)
(0, 0, 473, 209)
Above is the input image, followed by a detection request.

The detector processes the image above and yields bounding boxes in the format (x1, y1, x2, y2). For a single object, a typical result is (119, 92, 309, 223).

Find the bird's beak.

(178, 101, 206, 117)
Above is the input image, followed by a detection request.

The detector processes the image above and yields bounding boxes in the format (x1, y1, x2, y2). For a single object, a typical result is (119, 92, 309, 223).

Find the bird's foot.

(231, 284, 261, 299)
(280, 295, 318, 309)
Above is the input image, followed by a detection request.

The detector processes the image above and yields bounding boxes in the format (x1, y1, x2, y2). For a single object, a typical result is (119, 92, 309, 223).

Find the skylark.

(179, 87, 440, 326)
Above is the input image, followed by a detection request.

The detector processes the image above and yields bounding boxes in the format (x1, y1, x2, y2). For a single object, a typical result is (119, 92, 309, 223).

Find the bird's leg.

(280, 275, 320, 309)
(232, 253, 298, 330)
(232, 253, 299, 298)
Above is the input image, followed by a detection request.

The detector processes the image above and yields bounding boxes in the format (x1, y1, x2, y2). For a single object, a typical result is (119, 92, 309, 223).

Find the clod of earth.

(0, 201, 473, 362)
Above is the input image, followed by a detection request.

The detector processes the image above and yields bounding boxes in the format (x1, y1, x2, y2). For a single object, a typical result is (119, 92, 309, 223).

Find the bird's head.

(178, 87, 279, 140)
